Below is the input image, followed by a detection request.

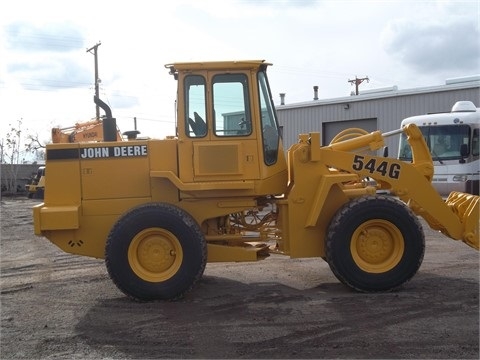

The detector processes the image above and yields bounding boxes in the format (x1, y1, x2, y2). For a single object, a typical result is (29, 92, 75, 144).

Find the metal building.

(276, 76, 480, 156)
(1, 164, 40, 195)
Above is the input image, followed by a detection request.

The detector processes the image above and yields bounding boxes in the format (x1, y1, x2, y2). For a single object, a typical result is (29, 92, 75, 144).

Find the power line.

(5, 30, 85, 51)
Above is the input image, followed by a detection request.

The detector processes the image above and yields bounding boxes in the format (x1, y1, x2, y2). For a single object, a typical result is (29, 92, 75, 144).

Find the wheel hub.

(128, 228, 183, 282)
(137, 237, 176, 273)
(351, 220, 404, 273)
(358, 228, 393, 262)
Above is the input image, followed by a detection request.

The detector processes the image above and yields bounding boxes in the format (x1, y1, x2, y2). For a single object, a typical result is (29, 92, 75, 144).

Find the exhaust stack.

(94, 96, 117, 142)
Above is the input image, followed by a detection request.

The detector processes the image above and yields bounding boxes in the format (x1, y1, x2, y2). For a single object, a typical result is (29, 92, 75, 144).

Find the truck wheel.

(325, 195, 425, 292)
(105, 203, 207, 301)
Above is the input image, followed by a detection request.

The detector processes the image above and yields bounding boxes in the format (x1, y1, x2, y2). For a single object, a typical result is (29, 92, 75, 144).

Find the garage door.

(323, 118, 377, 146)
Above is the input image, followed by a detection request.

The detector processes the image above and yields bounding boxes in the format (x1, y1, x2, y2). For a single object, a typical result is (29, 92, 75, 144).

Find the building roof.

(277, 76, 480, 110)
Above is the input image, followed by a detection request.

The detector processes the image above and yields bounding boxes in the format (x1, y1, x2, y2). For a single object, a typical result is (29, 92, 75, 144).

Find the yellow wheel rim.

(128, 228, 183, 282)
(350, 219, 404, 273)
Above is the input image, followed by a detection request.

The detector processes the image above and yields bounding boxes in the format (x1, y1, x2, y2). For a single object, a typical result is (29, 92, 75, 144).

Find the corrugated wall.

(276, 85, 480, 156)
(1, 164, 40, 193)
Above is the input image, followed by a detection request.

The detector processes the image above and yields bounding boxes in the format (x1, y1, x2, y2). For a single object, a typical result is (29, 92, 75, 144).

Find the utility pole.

(348, 76, 369, 95)
(87, 42, 102, 119)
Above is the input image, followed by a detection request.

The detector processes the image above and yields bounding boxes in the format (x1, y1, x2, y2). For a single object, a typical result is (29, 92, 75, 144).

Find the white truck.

(398, 101, 479, 196)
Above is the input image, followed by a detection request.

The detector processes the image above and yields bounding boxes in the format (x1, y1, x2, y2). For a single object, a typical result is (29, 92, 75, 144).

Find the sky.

(0, 0, 479, 161)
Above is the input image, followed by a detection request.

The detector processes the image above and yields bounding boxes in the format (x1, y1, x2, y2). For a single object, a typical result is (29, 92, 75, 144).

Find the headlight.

(453, 175, 468, 182)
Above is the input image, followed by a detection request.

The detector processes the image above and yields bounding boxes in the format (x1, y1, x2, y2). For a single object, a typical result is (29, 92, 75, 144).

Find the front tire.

(325, 195, 425, 292)
(105, 203, 207, 301)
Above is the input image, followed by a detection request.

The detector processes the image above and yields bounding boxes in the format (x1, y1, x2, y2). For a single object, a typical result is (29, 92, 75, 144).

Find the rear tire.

(105, 203, 207, 301)
(325, 195, 425, 292)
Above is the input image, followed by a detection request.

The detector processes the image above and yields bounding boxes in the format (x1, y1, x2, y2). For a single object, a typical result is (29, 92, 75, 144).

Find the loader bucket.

(445, 192, 479, 250)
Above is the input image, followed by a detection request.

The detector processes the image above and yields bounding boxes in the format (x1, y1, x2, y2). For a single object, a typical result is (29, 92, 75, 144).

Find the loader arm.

(396, 124, 478, 250)
(307, 123, 479, 250)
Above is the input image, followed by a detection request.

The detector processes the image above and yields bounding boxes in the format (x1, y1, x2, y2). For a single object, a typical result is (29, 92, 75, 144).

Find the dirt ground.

(0, 197, 478, 359)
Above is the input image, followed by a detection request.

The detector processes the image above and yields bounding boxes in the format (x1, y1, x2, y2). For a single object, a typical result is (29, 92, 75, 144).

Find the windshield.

(399, 124, 472, 161)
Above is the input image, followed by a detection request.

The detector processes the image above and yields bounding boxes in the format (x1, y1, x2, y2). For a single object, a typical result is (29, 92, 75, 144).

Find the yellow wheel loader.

(33, 60, 479, 301)
(26, 166, 45, 199)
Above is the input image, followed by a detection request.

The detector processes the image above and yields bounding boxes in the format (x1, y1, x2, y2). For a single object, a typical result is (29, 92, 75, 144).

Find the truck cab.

(398, 101, 479, 196)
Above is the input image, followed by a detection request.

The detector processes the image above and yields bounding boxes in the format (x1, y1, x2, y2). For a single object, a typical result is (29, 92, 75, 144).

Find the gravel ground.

(1, 198, 478, 359)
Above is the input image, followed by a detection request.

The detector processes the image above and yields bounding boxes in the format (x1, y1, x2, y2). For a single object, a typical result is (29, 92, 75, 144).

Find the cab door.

(177, 71, 261, 187)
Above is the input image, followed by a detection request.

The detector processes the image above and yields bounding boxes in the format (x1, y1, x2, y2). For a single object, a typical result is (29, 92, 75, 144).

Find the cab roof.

(165, 60, 271, 76)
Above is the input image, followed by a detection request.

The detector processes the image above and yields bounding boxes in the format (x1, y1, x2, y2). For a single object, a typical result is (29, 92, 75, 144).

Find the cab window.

(258, 71, 279, 165)
(212, 74, 251, 137)
(185, 75, 207, 138)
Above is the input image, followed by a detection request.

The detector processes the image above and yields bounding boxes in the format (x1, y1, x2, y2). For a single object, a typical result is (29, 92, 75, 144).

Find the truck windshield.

(399, 124, 472, 161)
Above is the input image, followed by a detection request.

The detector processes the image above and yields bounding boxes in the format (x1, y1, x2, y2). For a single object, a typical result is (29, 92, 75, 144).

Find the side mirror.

(382, 146, 389, 157)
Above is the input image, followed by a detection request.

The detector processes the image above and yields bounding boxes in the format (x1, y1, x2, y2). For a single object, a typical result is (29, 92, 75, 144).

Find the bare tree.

(1, 119, 26, 193)
(25, 133, 47, 162)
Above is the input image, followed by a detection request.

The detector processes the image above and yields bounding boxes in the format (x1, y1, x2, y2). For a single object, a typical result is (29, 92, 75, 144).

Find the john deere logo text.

(80, 145, 147, 159)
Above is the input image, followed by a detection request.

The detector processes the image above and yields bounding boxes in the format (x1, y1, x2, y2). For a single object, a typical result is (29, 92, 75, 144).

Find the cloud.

(7, 57, 91, 91)
(107, 93, 140, 109)
(3, 21, 90, 91)
(5, 21, 85, 52)
(382, 17, 480, 74)
(247, 0, 319, 7)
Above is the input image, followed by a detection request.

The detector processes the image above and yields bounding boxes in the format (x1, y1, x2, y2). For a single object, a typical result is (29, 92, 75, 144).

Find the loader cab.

(167, 61, 288, 197)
